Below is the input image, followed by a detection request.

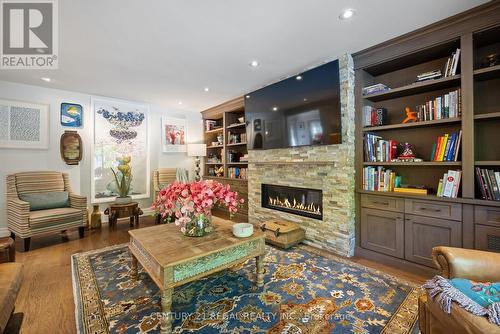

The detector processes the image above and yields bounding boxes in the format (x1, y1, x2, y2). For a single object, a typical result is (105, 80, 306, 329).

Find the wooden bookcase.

(201, 96, 249, 223)
(353, 3, 500, 274)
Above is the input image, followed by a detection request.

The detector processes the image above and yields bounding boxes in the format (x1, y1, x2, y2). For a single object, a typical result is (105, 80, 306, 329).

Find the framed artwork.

(60, 103, 83, 127)
(0, 99, 49, 149)
(60, 130, 82, 165)
(162, 117, 187, 152)
(91, 97, 150, 203)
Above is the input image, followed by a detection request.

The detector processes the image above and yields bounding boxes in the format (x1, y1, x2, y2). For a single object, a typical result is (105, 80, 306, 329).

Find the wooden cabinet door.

(361, 208, 404, 259)
(475, 225, 500, 253)
(405, 214, 462, 267)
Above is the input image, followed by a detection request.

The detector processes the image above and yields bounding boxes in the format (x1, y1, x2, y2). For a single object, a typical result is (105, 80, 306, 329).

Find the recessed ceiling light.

(250, 60, 259, 67)
(303, 98, 308, 102)
(178, 101, 183, 105)
(245, 95, 251, 99)
(296, 75, 302, 80)
(41, 77, 51, 82)
(204, 87, 209, 92)
(272, 106, 278, 111)
(339, 9, 355, 20)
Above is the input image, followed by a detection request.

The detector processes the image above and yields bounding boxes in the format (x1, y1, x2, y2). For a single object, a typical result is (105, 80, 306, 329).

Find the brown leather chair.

(419, 246, 500, 334)
(0, 238, 23, 333)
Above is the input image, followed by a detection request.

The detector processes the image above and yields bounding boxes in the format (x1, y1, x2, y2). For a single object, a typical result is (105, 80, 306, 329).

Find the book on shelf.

(362, 83, 390, 95)
(362, 166, 397, 192)
(416, 69, 442, 82)
(364, 133, 398, 162)
(436, 170, 462, 198)
(394, 187, 428, 195)
(475, 167, 500, 201)
(416, 88, 461, 121)
(431, 130, 461, 162)
(205, 120, 221, 131)
(363, 106, 387, 127)
(443, 48, 460, 77)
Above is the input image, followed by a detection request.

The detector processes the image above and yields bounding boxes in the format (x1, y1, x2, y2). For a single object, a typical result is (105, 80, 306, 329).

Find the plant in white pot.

(111, 156, 133, 204)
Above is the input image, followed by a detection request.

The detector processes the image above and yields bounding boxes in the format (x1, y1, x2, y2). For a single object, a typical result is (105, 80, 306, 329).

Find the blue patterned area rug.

(72, 244, 421, 333)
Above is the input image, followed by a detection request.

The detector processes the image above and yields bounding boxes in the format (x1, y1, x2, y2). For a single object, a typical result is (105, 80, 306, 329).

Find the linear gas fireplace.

(261, 184, 323, 220)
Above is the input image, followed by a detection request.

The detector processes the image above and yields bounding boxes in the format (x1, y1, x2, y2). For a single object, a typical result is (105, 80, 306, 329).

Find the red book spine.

(434, 137, 442, 161)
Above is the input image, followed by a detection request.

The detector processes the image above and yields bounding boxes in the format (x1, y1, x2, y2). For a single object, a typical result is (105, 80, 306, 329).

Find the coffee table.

(128, 217, 265, 334)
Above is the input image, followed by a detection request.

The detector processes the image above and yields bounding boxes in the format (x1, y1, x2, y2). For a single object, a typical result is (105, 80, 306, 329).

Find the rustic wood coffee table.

(128, 217, 265, 334)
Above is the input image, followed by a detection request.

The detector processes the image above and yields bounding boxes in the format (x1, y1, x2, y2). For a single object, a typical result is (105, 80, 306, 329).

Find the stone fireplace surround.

(248, 54, 355, 257)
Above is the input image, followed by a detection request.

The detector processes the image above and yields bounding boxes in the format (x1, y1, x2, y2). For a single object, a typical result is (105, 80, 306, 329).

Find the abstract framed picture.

(91, 97, 150, 203)
(60, 103, 83, 127)
(161, 117, 187, 153)
(0, 99, 49, 149)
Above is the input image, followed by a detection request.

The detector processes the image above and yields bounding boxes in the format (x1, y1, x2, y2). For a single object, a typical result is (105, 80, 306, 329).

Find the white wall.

(0, 80, 202, 237)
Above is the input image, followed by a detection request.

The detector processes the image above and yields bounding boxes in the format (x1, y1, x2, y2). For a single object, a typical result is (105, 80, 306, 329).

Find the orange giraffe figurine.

(402, 107, 417, 123)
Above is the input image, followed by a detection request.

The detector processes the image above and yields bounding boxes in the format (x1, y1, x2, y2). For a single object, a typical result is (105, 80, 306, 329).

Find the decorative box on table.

(259, 219, 305, 249)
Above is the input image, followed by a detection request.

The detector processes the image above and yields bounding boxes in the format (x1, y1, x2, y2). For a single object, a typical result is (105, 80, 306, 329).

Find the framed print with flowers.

(91, 97, 150, 203)
(161, 116, 187, 153)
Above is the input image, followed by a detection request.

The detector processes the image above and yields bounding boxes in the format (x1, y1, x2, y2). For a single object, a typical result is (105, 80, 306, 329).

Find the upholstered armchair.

(419, 246, 500, 334)
(7, 171, 87, 251)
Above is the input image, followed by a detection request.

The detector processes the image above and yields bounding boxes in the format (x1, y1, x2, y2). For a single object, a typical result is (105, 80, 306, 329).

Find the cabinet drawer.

(475, 206, 500, 227)
(361, 194, 404, 212)
(405, 199, 462, 221)
(360, 208, 404, 259)
(405, 214, 462, 268)
(475, 225, 500, 253)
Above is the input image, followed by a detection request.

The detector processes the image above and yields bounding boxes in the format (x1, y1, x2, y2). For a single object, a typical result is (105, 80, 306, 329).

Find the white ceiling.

(0, 0, 488, 111)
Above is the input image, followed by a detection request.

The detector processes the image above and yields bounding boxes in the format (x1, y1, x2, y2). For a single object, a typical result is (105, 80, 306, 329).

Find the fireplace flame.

(268, 196, 321, 216)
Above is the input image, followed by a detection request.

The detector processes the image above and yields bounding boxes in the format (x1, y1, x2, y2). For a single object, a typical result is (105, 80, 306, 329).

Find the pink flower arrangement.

(152, 180, 244, 232)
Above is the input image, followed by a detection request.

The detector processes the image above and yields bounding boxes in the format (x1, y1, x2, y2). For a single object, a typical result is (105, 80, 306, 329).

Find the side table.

(0, 237, 15, 262)
(104, 202, 143, 228)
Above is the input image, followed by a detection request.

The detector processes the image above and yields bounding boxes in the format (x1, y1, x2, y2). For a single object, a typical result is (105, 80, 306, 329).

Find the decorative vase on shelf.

(182, 213, 213, 237)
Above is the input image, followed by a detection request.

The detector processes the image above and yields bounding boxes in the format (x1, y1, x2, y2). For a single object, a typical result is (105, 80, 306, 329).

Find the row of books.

(476, 167, 500, 201)
(431, 130, 462, 162)
(362, 167, 397, 192)
(364, 133, 398, 162)
(228, 167, 247, 180)
(363, 106, 387, 127)
(443, 48, 461, 77)
(436, 170, 462, 198)
(362, 83, 390, 95)
(415, 89, 461, 121)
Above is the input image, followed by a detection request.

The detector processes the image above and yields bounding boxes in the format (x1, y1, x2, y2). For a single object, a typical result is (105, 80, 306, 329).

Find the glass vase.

(182, 213, 213, 237)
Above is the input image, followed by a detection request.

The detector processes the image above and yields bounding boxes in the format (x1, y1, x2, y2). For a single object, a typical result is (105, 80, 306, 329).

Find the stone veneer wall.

(248, 54, 356, 257)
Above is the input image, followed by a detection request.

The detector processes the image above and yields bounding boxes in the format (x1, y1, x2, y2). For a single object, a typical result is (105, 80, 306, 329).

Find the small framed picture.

(60, 103, 83, 127)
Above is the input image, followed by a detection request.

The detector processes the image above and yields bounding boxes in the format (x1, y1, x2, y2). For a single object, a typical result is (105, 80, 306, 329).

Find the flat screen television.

(245, 59, 341, 150)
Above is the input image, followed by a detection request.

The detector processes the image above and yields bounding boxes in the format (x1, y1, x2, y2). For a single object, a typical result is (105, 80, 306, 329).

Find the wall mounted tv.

(245, 59, 341, 150)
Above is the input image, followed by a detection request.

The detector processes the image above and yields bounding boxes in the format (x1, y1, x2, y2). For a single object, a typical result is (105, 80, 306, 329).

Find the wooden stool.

(0, 237, 15, 262)
(104, 202, 143, 228)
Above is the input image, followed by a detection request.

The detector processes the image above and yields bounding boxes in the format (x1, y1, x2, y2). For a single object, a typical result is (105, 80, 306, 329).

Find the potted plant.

(152, 180, 243, 237)
(111, 156, 133, 204)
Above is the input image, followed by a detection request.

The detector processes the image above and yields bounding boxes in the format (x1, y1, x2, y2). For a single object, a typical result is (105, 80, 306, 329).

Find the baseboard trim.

(355, 246, 437, 278)
(0, 227, 9, 238)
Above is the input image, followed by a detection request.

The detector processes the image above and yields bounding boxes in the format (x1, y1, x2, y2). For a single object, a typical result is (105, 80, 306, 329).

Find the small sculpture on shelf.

(393, 142, 422, 162)
(402, 107, 417, 124)
(215, 165, 224, 177)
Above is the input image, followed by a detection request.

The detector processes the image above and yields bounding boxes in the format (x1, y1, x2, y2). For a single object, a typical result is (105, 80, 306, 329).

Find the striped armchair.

(7, 171, 87, 251)
(153, 168, 178, 200)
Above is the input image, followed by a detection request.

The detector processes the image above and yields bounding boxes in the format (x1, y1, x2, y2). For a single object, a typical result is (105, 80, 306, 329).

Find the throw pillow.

(19, 191, 70, 211)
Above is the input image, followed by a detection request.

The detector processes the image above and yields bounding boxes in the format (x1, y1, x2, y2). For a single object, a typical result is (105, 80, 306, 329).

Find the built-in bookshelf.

(201, 97, 249, 223)
(353, 3, 500, 274)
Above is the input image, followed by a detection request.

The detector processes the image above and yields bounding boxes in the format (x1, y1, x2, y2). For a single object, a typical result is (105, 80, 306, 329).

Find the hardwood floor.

(7, 216, 427, 333)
